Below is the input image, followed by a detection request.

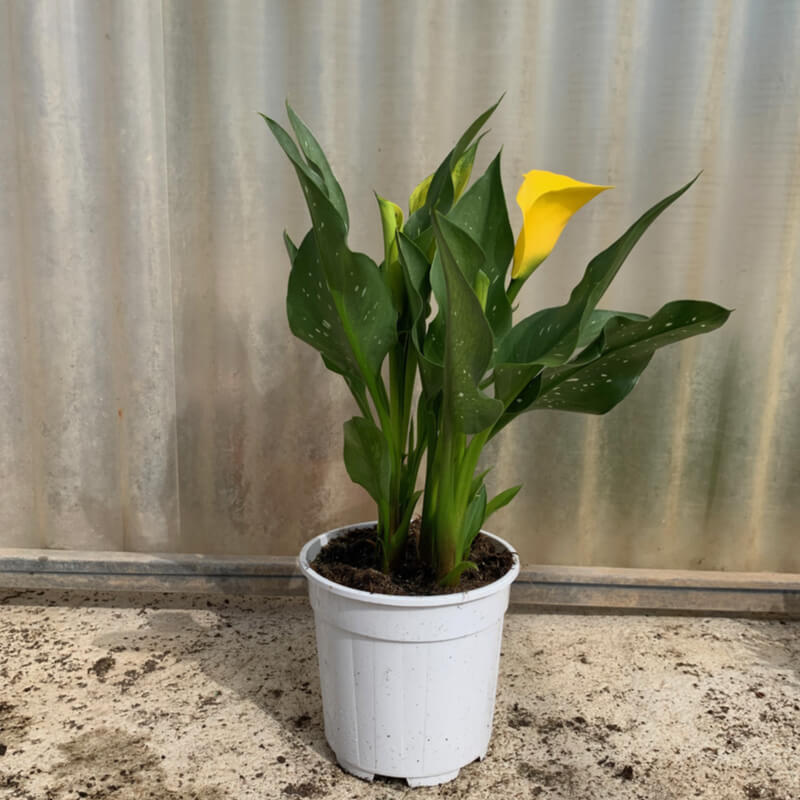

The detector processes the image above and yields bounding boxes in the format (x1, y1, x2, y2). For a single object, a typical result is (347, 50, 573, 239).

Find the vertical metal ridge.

(574, 0, 638, 563)
(158, 0, 183, 551)
(660, 0, 735, 560)
(7, 0, 45, 548)
(746, 104, 800, 566)
(101, 0, 130, 552)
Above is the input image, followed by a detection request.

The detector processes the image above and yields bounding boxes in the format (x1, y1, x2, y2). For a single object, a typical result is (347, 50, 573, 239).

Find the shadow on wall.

(102, 305, 376, 557)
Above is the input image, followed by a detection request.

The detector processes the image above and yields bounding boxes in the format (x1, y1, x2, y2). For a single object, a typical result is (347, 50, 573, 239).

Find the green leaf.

(492, 308, 650, 401)
(263, 114, 353, 292)
(266, 114, 398, 383)
(287, 231, 396, 381)
(343, 416, 391, 504)
(376, 195, 403, 266)
(287, 232, 358, 378)
(451, 138, 480, 201)
(576, 309, 648, 349)
(337, 251, 398, 377)
(261, 113, 324, 190)
(452, 95, 503, 168)
(474, 269, 491, 312)
(462, 484, 487, 552)
(404, 97, 503, 243)
(334, 364, 370, 417)
(286, 102, 349, 230)
(283, 231, 298, 264)
(433, 212, 504, 434)
(409, 173, 433, 216)
(502, 300, 731, 420)
(408, 136, 484, 218)
(439, 560, 478, 586)
(396, 489, 423, 540)
(448, 152, 514, 339)
(396, 233, 430, 336)
(494, 175, 701, 404)
(429, 216, 487, 315)
(485, 485, 522, 518)
(469, 468, 492, 499)
(376, 194, 406, 312)
(420, 313, 446, 396)
(397, 233, 442, 397)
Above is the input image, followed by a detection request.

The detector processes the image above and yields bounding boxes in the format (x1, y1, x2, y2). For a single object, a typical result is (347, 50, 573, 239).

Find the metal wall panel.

(1, 0, 798, 570)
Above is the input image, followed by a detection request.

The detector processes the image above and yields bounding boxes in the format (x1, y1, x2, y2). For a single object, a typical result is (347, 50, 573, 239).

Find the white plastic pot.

(298, 522, 520, 787)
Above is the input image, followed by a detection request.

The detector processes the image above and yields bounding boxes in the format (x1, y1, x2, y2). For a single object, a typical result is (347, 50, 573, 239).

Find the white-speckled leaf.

(448, 152, 514, 339)
(433, 214, 503, 434)
(287, 231, 396, 380)
(501, 300, 730, 420)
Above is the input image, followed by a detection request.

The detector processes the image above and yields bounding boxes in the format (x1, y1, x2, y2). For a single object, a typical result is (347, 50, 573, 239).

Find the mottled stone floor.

(0, 590, 797, 799)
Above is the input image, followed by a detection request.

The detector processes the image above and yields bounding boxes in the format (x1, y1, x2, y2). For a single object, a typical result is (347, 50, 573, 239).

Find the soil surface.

(311, 523, 515, 595)
(0, 590, 798, 799)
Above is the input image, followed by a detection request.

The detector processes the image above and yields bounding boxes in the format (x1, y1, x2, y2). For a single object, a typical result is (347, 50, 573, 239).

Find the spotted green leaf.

(343, 416, 391, 504)
(433, 212, 503, 434)
(286, 102, 349, 230)
(448, 152, 514, 339)
(498, 300, 731, 425)
(262, 114, 352, 292)
(397, 232, 443, 397)
(287, 231, 396, 381)
(404, 97, 503, 245)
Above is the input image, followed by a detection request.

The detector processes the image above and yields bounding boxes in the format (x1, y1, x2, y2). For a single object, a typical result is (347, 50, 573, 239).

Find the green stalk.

(455, 429, 491, 512)
(419, 427, 440, 565)
(428, 393, 473, 581)
(345, 377, 376, 426)
(382, 340, 410, 572)
(401, 344, 417, 452)
(330, 290, 406, 570)
(433, 422, 459, 580)
(506, 276, 524, 304)
(388, 347, 404, 451)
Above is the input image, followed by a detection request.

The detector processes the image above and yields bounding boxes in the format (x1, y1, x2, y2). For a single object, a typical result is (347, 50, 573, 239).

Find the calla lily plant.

(263, 99, 730, 586)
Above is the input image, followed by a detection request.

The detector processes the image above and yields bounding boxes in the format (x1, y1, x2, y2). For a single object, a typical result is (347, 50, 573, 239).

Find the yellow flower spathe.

(512, 171, 611, 280)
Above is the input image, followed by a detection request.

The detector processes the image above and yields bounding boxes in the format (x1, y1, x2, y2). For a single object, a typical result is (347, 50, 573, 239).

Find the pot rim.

(298, 521, 520, 608)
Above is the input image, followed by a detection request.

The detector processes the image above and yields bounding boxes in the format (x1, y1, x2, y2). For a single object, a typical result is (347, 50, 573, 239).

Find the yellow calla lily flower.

(512, 171, 612, 280)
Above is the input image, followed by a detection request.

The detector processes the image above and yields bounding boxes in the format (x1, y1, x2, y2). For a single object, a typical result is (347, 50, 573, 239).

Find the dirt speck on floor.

(281, 780, 325, 797)
(87, 655, 115, 681)
(45, 727, 226, 799)
(0, 590, 798, 799)
(0, 699, 31, 762)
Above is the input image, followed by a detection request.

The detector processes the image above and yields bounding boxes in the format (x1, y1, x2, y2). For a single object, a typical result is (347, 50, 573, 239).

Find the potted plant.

(262, 99, 730, 786)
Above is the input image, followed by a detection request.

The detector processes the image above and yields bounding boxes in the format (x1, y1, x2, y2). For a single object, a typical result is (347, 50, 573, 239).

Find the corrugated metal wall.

(1, 0, 798, 571)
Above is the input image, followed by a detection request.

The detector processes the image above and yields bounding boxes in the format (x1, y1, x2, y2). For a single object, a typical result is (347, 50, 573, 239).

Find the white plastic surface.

(299, 523, 520, 786)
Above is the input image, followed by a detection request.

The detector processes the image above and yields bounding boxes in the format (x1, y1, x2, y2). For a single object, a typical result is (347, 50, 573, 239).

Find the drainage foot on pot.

(406, 769, 460, 787)
(337, 759, 375, 782)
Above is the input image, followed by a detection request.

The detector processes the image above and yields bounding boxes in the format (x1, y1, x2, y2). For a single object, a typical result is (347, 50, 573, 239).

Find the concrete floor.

(0, 590, 797, 800)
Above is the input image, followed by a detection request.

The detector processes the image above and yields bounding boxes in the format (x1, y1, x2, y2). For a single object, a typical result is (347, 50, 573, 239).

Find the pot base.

(338, 757, 461, 788)
(336, 758, 375, 782)
(406, 769, 460, 788)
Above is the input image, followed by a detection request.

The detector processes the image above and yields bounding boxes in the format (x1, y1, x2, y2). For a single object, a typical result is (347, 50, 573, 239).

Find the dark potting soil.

(310, 522, 515, 595)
